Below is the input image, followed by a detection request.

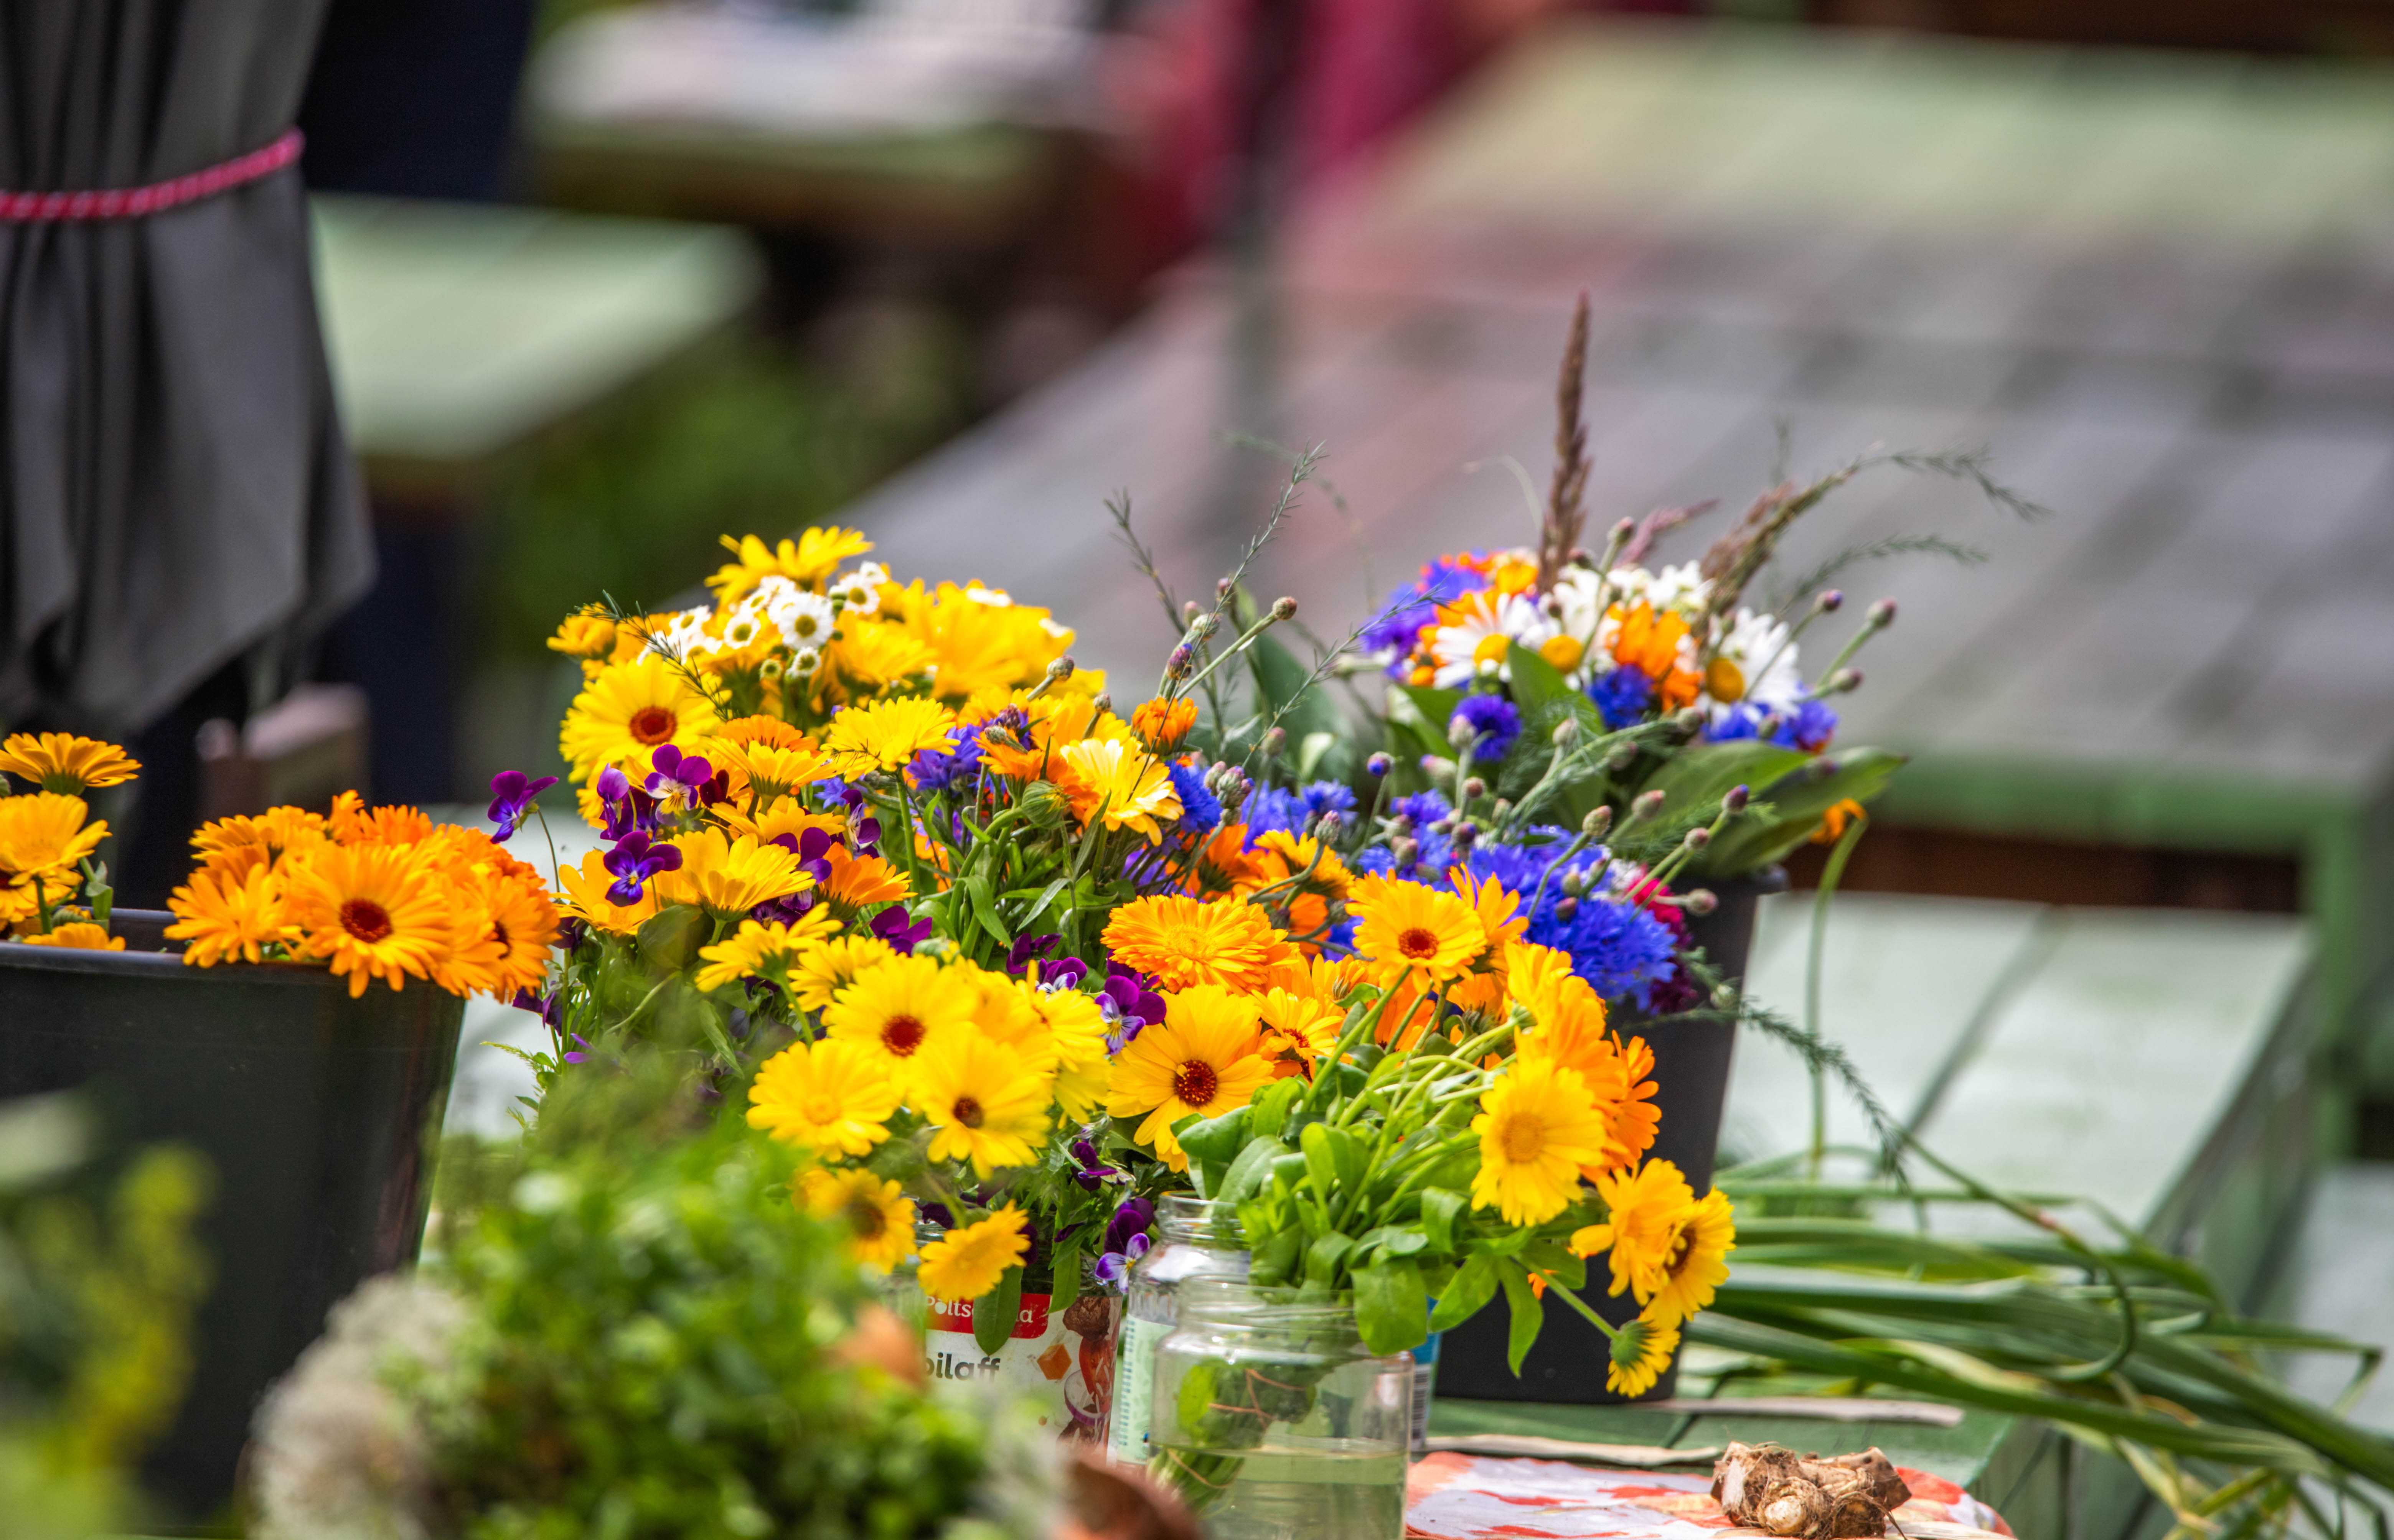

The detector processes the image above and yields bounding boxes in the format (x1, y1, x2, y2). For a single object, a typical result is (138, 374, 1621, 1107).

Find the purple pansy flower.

(871, 903, 932, 953)
(645, 744, 719, 809)
(602, 830, 683, 905)
(1069, 1136, 1122, 1192)
(1008, 932, 1063, 975)
(486, 770, 559, 842)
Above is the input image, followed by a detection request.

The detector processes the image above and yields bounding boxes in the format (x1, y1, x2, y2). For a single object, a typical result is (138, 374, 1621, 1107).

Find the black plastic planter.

(0, 911, 461, 1526)
(1434, 866, 1786, 1405)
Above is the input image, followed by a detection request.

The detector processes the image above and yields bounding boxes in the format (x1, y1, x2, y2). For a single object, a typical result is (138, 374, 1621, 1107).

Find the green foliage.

(419, 1074, 988, 1540)
(0, 1094, 211, 1537)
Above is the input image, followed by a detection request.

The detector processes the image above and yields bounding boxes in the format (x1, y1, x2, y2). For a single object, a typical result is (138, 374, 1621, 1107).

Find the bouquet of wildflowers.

(0, 731, 555, 1000)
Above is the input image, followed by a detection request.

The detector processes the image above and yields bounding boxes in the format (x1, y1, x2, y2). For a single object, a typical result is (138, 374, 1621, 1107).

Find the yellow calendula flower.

(719, 736, 831, 810)
(1470, 1058, 1614, 1226)
(798, 1168, 917, 1271)
(1350, 874, 1487, 990)
(1255, 988, 1339, 1073)
(0, 733, 140, 794)
(913, 1035, 1053, 1178)
(823, 954, 978, 1086)
(1106, 985, 1273, 1171)
(820, 697, 957, 775)
(746, 1038, 900, 1157)
(165, 864, 292, 965)
(707, 528, 873, 600)
(558, 654, 721, 783)
(1101, 894, 1286, 993)
(695, 913, 839, 992)
(547, 611, 618, 660)
(1604, 1303, 1681, 1399)
(1572, 1158, 1698, 1301)
(0, 792, 107, 898)
(917, 1205, 1030, 1302)
(1019, 981, 1111, 1122)
(1645, 1186, 1736, 1326)
(18, 922, 124, 950)
(552, 849, 664, 936)
(790, 934, 897, 1011)
(653, 829, 809, 915)
(1057, 738, 1182, 843)
(282, 842, 453, 998)
(887, 581, 1072, 705)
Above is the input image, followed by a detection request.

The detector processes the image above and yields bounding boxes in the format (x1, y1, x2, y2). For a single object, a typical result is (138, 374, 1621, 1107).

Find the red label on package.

(928, 1291, 1052, 1339)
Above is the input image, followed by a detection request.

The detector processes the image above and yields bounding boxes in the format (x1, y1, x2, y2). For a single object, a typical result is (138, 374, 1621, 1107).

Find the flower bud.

(1560, 870, 1588, 898)
(1421, 754, 1456, 780)
(1393, 837, 1420, 868)
(1191, 612, 1222, 640)
(1447, 717, 1481, 751)
(1259, 726, 1286, 758)
(1818, 589, 1844, 613)
(1552, 716, 1580, 746)
(1166, 644, 1195, 680)
(1628, 789, 1667, 825)
(1828, 668, 1863, 693)
(1452, 821, 1480, 849)
(1090, 693, 1113, 717)
(1723, 784, 1749, 814)
(1712, 983, 1739, 1009)
(1868, 597, 1898, 628)
(1366, 751, 1392, 777)
(1315, 811, 1343, 838)
(1581, 805, 1613, 837)
(1682, 888, 1718, 917)
(1684, 825, 1711, 850)
(1612, 516, 1636, 542)
(1555, 896, 1581, 922)
(1217, 576, 1235, 598)
(1391, 813, 1415, 835)
(1045, 656, 1076, 682)
(1605, 742, 1639, 771)
(1270, 596, 1298, 621)
(1491, 798, 1512, 821)
(1461, 777, 1487, 802)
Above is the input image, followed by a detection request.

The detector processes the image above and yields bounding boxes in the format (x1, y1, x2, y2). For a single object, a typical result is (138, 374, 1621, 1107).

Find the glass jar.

(1146, 1279, 1413, 1540)
(1106, 1195, 1249, 1465)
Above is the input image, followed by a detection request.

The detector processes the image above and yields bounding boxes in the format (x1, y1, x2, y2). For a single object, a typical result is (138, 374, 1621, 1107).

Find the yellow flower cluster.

(744, 947, 1110, 1293)
(166, 793, 560, 999)
(0, 732, 142, 937)
(549, 529, 1092, 814)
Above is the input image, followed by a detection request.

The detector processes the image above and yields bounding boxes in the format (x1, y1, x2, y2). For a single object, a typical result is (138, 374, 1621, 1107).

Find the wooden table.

(835, 17, 2394, 1081)
(1433, 891, 2319, 1538)
(312, 194, 763, 497)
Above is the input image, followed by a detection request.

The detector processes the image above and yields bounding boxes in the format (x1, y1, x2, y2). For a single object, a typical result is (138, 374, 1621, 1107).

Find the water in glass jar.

(1158, 1439, 1408, 1540)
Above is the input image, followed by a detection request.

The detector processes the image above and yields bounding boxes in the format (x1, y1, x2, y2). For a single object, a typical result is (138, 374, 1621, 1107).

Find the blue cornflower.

(1532, 891, 1680, 1004)
(1167, 759, 1222, 832)
(1393, 789, 1451, 826)
(905, 726, 984, 795)
(1449, 695, 1522, 762)
(1588, 665, 1655, 730)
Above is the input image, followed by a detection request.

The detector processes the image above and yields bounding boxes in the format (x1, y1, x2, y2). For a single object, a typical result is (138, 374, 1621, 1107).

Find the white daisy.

(1704, 607, 1804, 720)
(1428, 589, 1556, 689)
(768, 589, 838, 652)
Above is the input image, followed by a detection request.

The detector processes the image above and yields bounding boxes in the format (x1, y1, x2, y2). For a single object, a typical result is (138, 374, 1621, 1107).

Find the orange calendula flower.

(1105, 985, 1273, 1170)
(0, 733, 140, 794)
(1102, 894, 1286, 992)
(820, 845, 910, 911)
(1131, 697, 1198, 751)
(165, 864, 292, 965)
(1573, 1158, 1698, 1301)
(0, 793, 107, 899)
(1812, 797, 1868, 845)
(547, 611, 617, 660)
(282, 842, 453, 997)
(18, 922, 124, 950)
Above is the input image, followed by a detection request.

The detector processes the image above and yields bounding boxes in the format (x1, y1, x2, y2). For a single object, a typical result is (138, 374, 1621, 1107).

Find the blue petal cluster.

(1451, 695, 1521, 762)
(1243, 780, 1358, 842)
(1704, 698, 1838, 752)
(1166, 759, 1222, 832)
(1586, 665, 1655, 730)
(1360, 559, 1489, 661)
(1460, 839, 1681, 1007)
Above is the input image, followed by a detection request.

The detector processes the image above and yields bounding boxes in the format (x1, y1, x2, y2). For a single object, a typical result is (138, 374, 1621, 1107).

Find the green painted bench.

(1431, 891, 2318, 1538)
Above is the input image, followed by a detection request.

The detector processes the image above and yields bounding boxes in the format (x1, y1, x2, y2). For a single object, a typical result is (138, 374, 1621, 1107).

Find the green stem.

(1805, 811, 1868, 1181)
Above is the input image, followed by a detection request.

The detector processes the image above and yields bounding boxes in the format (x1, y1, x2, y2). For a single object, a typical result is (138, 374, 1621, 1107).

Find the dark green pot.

(0, 910, 462, 1525)
(1433, 866, 1785, 1406)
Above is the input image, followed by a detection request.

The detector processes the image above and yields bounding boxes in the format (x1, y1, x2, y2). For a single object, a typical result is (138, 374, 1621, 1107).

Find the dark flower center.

(847, 1197, 887, 1240)
(1173, 1059, 1219, 1106)
(628, 706, 676, 745)
(952, 1097, 985, 1129)
(492, 921, 511, 950)
(341, 899, 394, 944)
(1397, 926, 1440, 959)
(1665, 1227, 1694, 1277)
(881, 1015, 926, 1055)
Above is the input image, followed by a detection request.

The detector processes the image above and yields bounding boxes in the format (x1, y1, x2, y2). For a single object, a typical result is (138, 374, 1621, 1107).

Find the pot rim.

(0, 909, 450, 995)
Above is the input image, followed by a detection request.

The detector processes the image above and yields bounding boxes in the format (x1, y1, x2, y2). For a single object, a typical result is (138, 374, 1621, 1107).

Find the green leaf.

(1431, 1253, 1500, 1331)
(1050, 1234, 1083, 1313)
(636, 904, 707, 972)
(1698, 745, 1908, 875)
(1218, 1136, 1289, 1208)
(1421, 1189, 1467, 1254)
(1499, 1263, 1545, 1373)
(1306, 1231, 1356, 1287)
(1644, 739, 1811, 819)
(1357, 1224, 1431, 1260)
(975, 1264, 1024, 1356)
(1504, 641, 1575, 712)
(1356, 1258, 1430, 1356)
(964, 871, 1009, 946)
(1270, 1151, 1311, 1196)
(1300, 1121, 1342, 1203)
(1250, 1078, 1305, 1143)
(1393, 683, 1464, 756)
(1177, 1105, 1253, 1168)
(1251, 1226, 1301, 1287)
